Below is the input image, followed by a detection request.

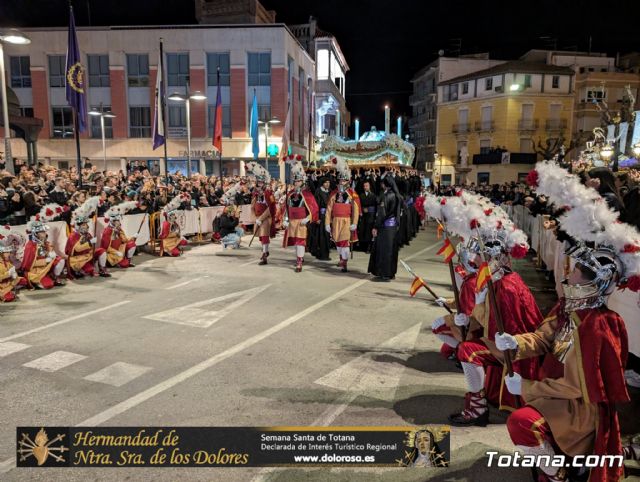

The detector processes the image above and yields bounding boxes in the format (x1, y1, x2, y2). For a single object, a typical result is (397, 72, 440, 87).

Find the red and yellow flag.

(436, 224, 444, 239)
(409, 277, 425, 297)
(476, 261, 491, 292)
(437, 239, 455, 263)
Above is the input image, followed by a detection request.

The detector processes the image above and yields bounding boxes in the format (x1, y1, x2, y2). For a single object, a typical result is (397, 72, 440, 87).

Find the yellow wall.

(435, 94, 574, 184)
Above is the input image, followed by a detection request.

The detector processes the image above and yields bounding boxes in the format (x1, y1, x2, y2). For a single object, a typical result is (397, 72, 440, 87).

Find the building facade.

(2, 23, 315, 177)
(436, 61, 574, 185)
(290, 17, 350, 142)
(409, 54, 503, 172)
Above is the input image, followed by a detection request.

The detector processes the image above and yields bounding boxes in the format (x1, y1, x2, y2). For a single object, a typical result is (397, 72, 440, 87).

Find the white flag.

(280, 101, 291, 161)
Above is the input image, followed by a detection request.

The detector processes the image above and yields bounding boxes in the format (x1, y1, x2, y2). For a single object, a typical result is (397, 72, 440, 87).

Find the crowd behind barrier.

(9, 206, 257, 256)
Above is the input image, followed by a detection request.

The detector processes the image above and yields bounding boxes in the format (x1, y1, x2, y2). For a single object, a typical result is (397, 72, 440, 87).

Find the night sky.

(3, 0, 640, 134)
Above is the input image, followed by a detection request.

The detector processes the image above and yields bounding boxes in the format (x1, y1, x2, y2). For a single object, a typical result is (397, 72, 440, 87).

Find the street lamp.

(258, 116, 280, 173)
(0, 28, 31, 175)
(168, 83, 206, 178)
(89, 103, 116, 172)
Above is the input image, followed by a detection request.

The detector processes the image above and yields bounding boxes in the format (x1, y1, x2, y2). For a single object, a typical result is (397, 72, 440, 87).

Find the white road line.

(240, 258, 260, 267)
(84, 362, 152, 387)
(164, 277, 203, 290)
(76, 278, 369, 427)
(0, 342, 30, 358)
(403, 240, 440, 262)
(144, 285, 270, 328)
(23, 351, 87, 372)
(0, 301, 131, 344)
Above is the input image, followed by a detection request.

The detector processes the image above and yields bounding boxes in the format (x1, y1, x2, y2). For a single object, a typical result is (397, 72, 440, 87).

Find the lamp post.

(0, 29, 31, 175)
(168, 82, 206, 178)
(258, 116, 280, 174)
(88, 103, 116, 172)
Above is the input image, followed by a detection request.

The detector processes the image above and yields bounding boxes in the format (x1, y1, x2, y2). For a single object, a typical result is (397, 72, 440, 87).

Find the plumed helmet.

(246, 162, 271, 183)
(105, 201, 138, 225)
(72, 196, 101, 227)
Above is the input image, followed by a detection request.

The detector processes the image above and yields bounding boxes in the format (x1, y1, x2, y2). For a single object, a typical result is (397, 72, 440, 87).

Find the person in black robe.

(356, 180, 376, 252)
(311, 177, 332, 260)
(368, 174, 402, 282)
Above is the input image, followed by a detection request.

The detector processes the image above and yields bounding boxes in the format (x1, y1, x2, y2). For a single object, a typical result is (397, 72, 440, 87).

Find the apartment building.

(2, 23, 315, 177)
(436, 60, 574, 185)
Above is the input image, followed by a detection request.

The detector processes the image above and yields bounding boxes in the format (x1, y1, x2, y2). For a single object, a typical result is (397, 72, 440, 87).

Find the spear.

(400, 259, 453, 314)
(475, 229, 516, 379)
(436, 219, 467, 340)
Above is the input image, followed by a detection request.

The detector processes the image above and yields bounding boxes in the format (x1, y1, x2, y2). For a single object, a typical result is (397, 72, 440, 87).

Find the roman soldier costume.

(159, 194, 189, 257)
(283, 157, 319, 272)
(0, 225, 23, 302)
(65, 196, 110, 278)
(100, 201, 138, 268)
(440, 194, 542, 426)
(246, 162, 276, 265)
(21, 204, 67, 289)
(498, 161, 634, 482)
(325, 157, 360, 272)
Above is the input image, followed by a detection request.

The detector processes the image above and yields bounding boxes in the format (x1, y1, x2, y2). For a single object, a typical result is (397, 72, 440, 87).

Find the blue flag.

(65, 6, 88, 133)
(249, 91, 260, 159)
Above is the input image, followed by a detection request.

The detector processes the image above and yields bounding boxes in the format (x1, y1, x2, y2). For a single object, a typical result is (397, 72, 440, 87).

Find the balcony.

(168, 127, 187, 138)
(475, 120, 495, 133)
(452, 122, 471, 134)
(316, 78, 345, 103)
(518, 119, 539, 132)
(472, 152, 537, 165)
(409, 113, 434, 128)
(545, 119, 568, 131)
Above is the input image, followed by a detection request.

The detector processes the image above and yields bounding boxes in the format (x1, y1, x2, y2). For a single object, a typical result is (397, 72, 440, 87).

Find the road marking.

(314, 323, 423, 402)
(76, 278, 369, 427)
(84, 362, 152, 387)
(0, 342, 30, 358)
(0, 239, 441, 475)
(143, 285, 270, 328)
(240, 258, 260, 267)
(164, 277, 205, 290)
(23, 351, 87, 372)
(403, 241, 440, 262)
(0, 301, 131, 344)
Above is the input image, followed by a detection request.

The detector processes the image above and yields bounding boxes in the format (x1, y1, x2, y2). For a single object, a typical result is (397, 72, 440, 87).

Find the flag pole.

(159, 38, 169, 185)
(73, 109, 83, 189)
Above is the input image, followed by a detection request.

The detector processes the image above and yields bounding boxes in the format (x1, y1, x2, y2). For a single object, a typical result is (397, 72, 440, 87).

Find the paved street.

(1, 225, 548, 481)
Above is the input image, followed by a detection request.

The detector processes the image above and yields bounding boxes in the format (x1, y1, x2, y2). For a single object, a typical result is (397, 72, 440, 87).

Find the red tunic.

(65, 231, 105, 276)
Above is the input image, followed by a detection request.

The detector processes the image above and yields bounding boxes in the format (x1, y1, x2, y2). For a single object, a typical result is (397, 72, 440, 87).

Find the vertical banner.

(618, 122, 629, 155)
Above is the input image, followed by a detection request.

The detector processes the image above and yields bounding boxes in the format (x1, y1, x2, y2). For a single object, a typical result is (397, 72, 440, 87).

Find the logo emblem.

(66, 62, 85, 93)
(18, 428, 68, 465)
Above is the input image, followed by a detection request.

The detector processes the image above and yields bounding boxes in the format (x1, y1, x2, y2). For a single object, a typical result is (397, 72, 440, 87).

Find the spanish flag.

(409, 277, 426, 297)
(476, 261, 492, 292)
(436, 223, 444, 239)
(437, 239, 455, 263)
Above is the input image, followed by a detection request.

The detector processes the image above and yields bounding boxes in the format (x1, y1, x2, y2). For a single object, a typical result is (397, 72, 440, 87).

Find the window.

(441, 174, 452, 186)
(129, 106, 151, 137)
(485, 77, 493, 90)
(477, 172, 490, 185)
(520, 138, 533, 153)
(248, 52, 271, 86)
(586, 89, 606, 102)
(480, 139, 491, 154)
(208, 105, 231, 138)
(552, 75, 560, 89)
(317, 49, 329, 80)
(51, 107, 74, 138)
(48, 55, 66, 87)
(19, 107, 34, 118)
(10, 56, 31, 88)
(127, 54, 149, 87)
(462, 82, 469, 95)
(206, 53, 230, 86)
(524, 74, 532, 88)
(90, 105, 114, 139)
(444, 83, 458, 102)
(166, 53, 189, 87)
(87, 55, 110, 87)
(168, 105, 186, 128)
(299, 67, 305, 144)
